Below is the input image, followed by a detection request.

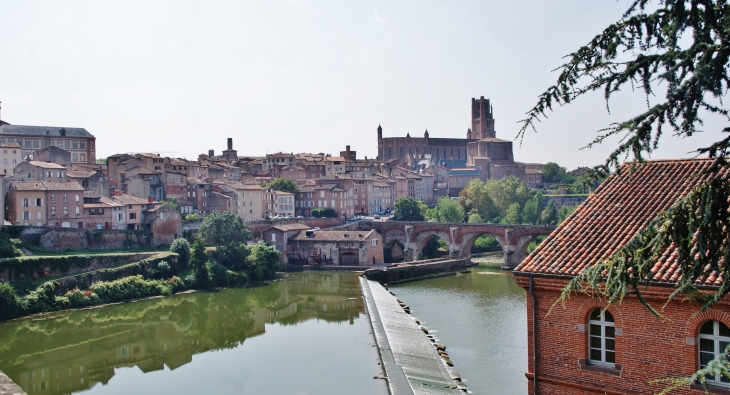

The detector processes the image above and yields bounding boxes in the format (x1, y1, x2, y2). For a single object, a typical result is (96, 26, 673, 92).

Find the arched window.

(75, 194, 80, 202)
(63, 206, 68, 215)
(75, 206, 80, 215)
(51, 207, 56, 216)
(699, 320, 730, 386)
(588, 309, 615, 367)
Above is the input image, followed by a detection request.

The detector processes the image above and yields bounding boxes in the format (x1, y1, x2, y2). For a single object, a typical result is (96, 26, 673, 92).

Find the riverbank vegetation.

(0, 211, 282, 321)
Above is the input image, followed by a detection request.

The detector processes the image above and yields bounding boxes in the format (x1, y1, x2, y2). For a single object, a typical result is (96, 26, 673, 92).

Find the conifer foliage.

(523, 0, 730, 389)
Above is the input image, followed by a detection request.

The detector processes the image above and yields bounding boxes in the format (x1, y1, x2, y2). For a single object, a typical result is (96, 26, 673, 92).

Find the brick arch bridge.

(362, 220, 556, 269)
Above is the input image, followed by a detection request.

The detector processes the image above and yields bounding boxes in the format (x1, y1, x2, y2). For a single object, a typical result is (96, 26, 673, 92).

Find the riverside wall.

(363, 258, 468, 284)
(0, 252, 163, 282)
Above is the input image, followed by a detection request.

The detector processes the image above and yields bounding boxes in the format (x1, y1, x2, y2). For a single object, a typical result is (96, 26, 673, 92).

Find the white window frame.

(698, 320, 730, 387)
(588, 309, 616, 368)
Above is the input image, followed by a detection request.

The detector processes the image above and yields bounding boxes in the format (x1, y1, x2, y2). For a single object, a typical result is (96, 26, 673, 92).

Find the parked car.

(286, 215, 294, 219)
(312, 227, 320, 231)
(374, 215, 381, 219)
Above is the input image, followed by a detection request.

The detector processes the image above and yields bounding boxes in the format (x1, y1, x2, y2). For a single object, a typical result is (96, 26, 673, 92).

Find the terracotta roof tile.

(515, 158, 729, 286)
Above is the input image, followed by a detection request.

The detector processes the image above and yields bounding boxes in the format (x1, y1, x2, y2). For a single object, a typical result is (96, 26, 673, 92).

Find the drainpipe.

(529, 274, 538, 394)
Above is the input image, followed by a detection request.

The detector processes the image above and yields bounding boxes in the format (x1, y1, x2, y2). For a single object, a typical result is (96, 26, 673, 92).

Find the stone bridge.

(362, 220, 556, 269)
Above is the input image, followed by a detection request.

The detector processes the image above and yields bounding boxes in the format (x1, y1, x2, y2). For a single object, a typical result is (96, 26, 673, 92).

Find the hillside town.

(0, 97, 580, 234)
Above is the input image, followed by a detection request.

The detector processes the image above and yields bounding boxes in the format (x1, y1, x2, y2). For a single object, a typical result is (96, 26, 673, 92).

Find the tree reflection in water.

(0, 272, 364, 395)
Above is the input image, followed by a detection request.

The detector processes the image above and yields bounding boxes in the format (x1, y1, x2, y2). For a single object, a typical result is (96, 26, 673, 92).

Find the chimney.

(208, 149, 214, 157)
(227, 138, 233, 150)
(148, 196, 154, 203)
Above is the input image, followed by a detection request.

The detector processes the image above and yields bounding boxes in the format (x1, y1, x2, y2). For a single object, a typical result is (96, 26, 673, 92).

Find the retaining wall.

(363, 258, 468, 284)
(52, 253, 178, 293)
(35, 228, 156, 252)
(0, 252, 162, 282)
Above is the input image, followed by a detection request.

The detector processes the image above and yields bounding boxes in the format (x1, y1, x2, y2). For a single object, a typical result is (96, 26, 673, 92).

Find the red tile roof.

(515, 159, 729, 286)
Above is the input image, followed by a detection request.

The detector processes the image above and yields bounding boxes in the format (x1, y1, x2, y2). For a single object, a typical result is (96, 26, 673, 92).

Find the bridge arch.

(415, 230, 452, 260)
(384, 239, 405, 263)
(460, 231, 507, 257)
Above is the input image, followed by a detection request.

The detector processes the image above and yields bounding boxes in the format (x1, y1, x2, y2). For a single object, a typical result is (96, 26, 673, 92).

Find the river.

(390, 260, 528, 394)
(0, 272, 387, 395)
(0, 263, 527, 395)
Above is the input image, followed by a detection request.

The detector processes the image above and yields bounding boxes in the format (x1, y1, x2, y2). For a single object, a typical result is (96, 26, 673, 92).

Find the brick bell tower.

(471, 96, 495, 139)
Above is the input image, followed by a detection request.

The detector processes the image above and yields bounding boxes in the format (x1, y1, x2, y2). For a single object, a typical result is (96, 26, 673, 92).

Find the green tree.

(459, 180, 497, 221)
(183, 212, 201, 222)
(190, 238, 212, 289)
(541, 162, 569, 183)
(246, 244, 281, 281)
(161, 198, 180, 212)
(266, 178, 299, 196)
(522, 199, 539, 225)
(170, 238, 191, 266)
(503, 202, 521, 224)
(484, 177, 534, 214)
(199, 211, 251, 253)
(311, 208, 337, 218)
(517, 0, 730, 384)
(430, 197, 464, 223)
(467, 213, 483, 224)
(539, 200, 558, 226)
(392, 197, 426, 221)
(558, 205, 577, 223)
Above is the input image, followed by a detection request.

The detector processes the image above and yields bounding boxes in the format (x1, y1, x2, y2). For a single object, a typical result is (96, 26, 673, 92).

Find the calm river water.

(390, 262, 528, 394)
(0, 272, 387, 395)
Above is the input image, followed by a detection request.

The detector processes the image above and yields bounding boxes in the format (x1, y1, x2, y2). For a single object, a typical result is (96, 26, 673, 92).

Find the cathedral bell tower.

(471, 96, 496, 139)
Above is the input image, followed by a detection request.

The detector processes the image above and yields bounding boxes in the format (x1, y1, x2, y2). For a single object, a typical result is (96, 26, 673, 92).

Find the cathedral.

(376, 96, 544, 188)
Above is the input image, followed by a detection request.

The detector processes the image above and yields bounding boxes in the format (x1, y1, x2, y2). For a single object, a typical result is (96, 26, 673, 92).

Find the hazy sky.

(0, 1, 725, 169)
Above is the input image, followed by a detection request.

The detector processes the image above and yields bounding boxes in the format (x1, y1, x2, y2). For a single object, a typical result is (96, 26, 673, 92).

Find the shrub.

(0, 232, 23, 259)
(0, 282, 22, 320)
(23, 281, 59, 314)
(170, 238, 191, 266)
(65, 288, 100, 308)
(90, 275, 169, 304)
(208, 261, 238, 287)
(310, 208, 337, 218)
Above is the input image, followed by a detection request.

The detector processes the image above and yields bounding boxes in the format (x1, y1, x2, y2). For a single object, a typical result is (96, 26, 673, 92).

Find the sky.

(0, 0, 725, 169)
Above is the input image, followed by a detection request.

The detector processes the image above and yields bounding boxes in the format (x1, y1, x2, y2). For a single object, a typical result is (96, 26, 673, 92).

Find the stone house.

(111, 193, 151, 230)
(219, 182, 265, 222)
(274, 191, 295, 217)
(10, 161, 68, 183)
(144, 204, 182, 244)
(67, 169, 110, 197)
(45, 182, 90, 228)
(81, 192, 115, 229)
(313, 184, 353, 219)
(513, 159, 730, 395)
(0, 124, 96, 164)
(7, 181, 47, 226)
(0, 143, 21, 176)
(261, 223, 311, 262)
(288, 229, 383, 266)
(296, 187, 316, 217)
(31, 145, 71, 167)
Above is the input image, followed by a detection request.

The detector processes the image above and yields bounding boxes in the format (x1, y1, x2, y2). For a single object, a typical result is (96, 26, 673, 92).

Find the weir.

(359, 277, 463, 395)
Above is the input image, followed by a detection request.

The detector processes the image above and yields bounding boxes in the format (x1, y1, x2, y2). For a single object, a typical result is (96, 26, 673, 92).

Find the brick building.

(287, 229, 383, 266)
(0, 124, 96, 165)
(514, 159, 730, 395)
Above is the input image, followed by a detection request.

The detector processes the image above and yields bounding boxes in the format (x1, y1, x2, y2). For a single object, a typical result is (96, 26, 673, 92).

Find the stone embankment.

(360, 277, 465, 394)
(363, 258, 468, 284)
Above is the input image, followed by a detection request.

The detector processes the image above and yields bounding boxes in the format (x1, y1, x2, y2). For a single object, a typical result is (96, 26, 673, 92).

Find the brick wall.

(514, 274, 730, 395)
(0, 252, 160, 282)
(37, 228, 154, 251)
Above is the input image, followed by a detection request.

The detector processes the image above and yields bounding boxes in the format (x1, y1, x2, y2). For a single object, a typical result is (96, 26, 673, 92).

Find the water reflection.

(0, 272, 366, 395)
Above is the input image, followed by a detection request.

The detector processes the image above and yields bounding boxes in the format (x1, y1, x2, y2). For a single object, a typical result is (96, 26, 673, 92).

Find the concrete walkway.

(360, 277, 462, 395)
(0, 372, 25, 395)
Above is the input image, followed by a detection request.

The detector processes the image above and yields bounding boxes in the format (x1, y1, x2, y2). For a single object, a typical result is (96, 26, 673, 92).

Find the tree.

(522, 199, 540, 225)
(392, 197, 426, 221)
(558, 205, 577, 223)
(199, 211, 251, 253)
(183, 212, 201, 222)
(429, 197, 464, 223)
(484, 177, 534, 214)
(459, 180, 497, 221)
(311, 208, 337, 218)
(503, 203, 521, 224)
(266, 178, 299, 196)
(467, 213, 483, 224)
(190, 238, 212, 289)
(539, 199, 558, 226)
(521, 0, 730, 387)
(170, 238, 191, 266)
(541, 162, 568, 184)
(161, 198, 180, 212)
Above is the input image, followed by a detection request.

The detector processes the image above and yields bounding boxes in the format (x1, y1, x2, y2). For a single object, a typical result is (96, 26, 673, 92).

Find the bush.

(310, 208, 337, 218)
(170, 238, 191, 266)
(0, 282, 22, 320)
(183, 213, 201, 222)
(90, 275, 170, 304)
(0, 232, 23, 259)
(23, 281, 59, 314)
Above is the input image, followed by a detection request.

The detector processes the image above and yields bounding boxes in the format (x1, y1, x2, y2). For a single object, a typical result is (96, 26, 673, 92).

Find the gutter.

(513, 271, 723, 291)
(529, 274, 538, 395)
